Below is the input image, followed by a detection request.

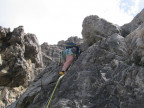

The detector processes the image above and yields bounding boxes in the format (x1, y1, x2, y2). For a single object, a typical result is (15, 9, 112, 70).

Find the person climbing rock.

(59, 42, 80, 76)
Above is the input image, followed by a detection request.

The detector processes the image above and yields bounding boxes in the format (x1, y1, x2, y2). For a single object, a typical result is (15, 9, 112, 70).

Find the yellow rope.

(46, 75, 65, 108)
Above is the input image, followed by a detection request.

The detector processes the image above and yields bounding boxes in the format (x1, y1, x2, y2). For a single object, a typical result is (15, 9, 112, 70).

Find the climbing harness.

(44, 74, 65, 108)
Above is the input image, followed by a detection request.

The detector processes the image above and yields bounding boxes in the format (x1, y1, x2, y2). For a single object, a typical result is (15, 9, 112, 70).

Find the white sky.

(0, 0, 143, 45)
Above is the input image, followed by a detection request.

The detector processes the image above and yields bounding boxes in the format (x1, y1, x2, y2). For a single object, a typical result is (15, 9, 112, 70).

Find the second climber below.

(59, 42, 80, 76)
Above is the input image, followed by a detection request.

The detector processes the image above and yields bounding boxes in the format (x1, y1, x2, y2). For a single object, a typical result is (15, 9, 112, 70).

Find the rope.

(44, 74, 65, 108)
(44, 60, 75, 108)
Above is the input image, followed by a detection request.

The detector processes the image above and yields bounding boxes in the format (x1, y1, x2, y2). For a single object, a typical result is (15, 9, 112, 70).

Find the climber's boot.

(59, 71, 66, 76)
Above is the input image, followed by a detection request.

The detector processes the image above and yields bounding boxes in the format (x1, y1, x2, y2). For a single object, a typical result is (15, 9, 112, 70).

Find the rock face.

(5, 9, 144, 108)
(41, 42, 61, 66)
(24, 33, 43, 68)
(82, 15, 120, 46)
(0, 26, 43, 87)
(0, 26, 43, 107)
(121, 8, 144, 36)
(125, 23, 144, 65)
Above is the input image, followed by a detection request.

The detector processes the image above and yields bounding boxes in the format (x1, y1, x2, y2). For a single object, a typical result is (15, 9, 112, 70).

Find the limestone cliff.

(0, 26, 43, 107)
(2, 8, 144, 108)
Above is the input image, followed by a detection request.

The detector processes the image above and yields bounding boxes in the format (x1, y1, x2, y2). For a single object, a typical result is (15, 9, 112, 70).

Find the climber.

(59, 42, 80, 76)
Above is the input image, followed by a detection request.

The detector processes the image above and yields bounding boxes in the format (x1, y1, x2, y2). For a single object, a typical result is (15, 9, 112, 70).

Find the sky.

(0, 0, 143, 45)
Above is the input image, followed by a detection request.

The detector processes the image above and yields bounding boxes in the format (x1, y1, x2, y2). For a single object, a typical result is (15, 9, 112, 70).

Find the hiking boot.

(59, 71, 66, 76)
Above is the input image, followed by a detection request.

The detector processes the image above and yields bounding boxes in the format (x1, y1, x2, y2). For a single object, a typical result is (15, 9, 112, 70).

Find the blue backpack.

(58, 42, 81, 66)
(65, 42, 80, 57)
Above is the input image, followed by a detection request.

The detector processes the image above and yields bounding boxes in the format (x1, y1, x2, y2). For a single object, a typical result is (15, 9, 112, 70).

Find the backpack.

(58, 42, 81, 66)
(65, 42, 80, 58)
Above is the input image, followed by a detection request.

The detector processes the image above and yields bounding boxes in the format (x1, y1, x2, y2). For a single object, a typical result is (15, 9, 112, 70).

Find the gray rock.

(41, 42, 62, 65)
(7, 32, 130, 108)
(121, 8, 144, 36)
(4, 8, 144, 108)
(8, 26, 24, 45)
(24, 33, 43, 67)
(82, 15, 120, 46)
(0, 26, 6, 39)
(125, 23, 144, 65)
(65, 36, 83, 45)
(57, 36, 82, 46)
(0, 26, 44, 107)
